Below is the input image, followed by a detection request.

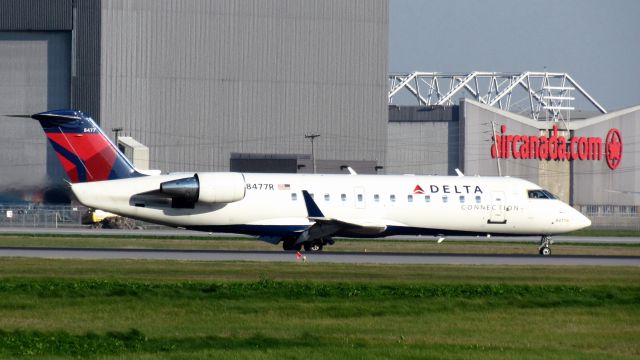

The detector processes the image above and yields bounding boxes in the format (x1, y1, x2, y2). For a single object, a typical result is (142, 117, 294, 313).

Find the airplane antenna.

(304, 133, 320, 174)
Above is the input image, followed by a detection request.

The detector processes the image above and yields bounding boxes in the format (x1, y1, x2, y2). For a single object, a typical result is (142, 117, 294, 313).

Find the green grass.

(567, 228, 640, 237)
(0, 259, 638, 359)
(1, 234, 640, 256)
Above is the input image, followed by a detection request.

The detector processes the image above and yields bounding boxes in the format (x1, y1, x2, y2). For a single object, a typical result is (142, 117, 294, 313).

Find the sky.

(389, 0, 640, 111)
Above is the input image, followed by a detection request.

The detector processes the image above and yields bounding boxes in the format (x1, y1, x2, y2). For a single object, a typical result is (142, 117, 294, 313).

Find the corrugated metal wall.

(461, 100, 640, 206)
(461, 100, 542, 181)
(0, 32, 71, 190)
(386, 106, 459, 175)
(97, 0, 389, 172)
(572, 109, 640, 206)
(0, 0, 72, 30)
(71, 0, 102, 121)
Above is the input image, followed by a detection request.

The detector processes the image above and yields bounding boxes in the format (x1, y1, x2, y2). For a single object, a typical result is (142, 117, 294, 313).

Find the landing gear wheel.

(538, 235, 552, 256)
(539, 246, 551, 256)
(304, 240, 323, 252)
(282, 238, 302, 251)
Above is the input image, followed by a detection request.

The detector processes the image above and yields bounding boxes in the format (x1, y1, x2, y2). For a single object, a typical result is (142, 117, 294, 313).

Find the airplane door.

(354, 187, 365, 209)
(488, 191, 506, 224)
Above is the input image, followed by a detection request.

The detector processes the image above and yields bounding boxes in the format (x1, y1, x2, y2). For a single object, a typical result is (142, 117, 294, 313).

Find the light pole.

(304, 133, 320, 174)
(490, 121, 502, 176)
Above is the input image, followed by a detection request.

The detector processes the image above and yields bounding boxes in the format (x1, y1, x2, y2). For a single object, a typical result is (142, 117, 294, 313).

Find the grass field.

(0, 257, 638, 359)
(1, 233, 640, 256)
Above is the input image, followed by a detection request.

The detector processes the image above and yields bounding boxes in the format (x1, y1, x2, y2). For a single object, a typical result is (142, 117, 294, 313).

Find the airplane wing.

(296, 190, 388, 244)
(307, 217, 387, 235)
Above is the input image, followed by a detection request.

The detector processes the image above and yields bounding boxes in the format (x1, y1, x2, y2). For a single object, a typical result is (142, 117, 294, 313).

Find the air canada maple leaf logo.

(605, 128, 622, 170)
(413, 185, 425, 194)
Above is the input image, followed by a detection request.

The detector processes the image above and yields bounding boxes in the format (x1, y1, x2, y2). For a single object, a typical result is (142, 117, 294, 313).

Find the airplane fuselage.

(71, 173, 590, 240)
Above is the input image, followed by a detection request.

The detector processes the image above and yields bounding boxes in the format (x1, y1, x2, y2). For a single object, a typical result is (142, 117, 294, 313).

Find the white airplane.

(32, 110, 591, 255)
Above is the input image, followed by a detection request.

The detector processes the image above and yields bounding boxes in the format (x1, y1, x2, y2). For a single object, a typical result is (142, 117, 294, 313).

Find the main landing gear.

(304, 240, 323, 252)
(538, 235, 552, 256)
(282, 237, 302, 251)
(282, 237, 334, 252)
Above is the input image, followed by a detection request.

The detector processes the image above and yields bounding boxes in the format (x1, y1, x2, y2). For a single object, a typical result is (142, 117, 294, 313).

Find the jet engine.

(159, 172, 245, 207)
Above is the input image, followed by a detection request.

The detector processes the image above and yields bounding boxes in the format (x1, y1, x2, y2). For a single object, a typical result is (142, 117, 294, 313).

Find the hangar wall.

(96, 0, 389, 172)
(572, 107, 640, 206)
(388, 100, 640, 228)
(0, 0, 74, 193)
(460, 100, 640, 207)
(0, 0, 99, 198)
(0, 0, 389, 202)
(0, 0, 72, 30)
(460, 100, 571, 202)
(387, 106, 458, 175)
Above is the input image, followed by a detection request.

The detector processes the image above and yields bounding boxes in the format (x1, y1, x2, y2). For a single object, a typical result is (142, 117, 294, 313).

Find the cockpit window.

(528, 189, 557, 199)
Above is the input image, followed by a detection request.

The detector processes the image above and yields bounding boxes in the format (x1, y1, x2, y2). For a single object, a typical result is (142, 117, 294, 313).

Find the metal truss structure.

(388, 71, 607, 121)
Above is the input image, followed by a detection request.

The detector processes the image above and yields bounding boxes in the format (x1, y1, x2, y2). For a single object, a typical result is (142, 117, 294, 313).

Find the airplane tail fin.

(32, 109, 144, 183)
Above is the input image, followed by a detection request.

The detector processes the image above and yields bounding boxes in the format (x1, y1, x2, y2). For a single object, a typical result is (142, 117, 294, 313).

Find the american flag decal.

(278, 184, 291, 190)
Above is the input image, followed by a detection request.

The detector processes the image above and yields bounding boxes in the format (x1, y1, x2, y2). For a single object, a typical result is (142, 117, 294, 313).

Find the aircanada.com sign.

(490, 124, 623, 170)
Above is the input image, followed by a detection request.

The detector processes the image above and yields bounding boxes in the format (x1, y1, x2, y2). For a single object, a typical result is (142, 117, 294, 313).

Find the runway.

(1, 227, 640, 244)
(1, 247, 639, 266)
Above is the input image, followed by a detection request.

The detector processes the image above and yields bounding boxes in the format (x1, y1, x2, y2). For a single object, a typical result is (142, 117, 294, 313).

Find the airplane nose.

(580, 214, 592, 228)
(573, 211, 591, 230)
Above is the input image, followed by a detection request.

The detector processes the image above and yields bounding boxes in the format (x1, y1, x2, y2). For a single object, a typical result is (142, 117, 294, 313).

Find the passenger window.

(408, 195, 413, 202)
(390, 194, 396, 202)
(374, 194, 380, 202)
(425, 195, 431, 203)
(442, 195, 448, 203)
(459, 195, 465, 203)
(341, 194, 347, 202)
(357, 194, 363, 202)
(324, 194, 330, 201)
(475, 195, 481, 203)
(291, 193, 297, 201)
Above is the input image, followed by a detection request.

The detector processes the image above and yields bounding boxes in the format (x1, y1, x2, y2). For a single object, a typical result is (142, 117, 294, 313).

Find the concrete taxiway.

(1, 227, 640, 244)
(1, 247, 639, 266)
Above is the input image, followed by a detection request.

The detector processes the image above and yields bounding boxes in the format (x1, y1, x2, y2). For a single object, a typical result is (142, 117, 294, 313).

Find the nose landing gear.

(539, 235, 553, 256)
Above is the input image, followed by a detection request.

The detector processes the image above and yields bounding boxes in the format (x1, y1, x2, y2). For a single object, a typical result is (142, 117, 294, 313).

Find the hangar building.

(0, 0, 389, 201)
(388, 72, 640, 228)
(1, 1, 639, 228)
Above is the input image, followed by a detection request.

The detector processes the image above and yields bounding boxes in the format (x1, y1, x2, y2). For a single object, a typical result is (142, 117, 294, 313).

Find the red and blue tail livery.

(32, 110, 143, 183)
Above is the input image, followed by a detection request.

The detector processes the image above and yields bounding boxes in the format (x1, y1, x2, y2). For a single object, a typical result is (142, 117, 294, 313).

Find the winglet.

(301, 190, 324, 217)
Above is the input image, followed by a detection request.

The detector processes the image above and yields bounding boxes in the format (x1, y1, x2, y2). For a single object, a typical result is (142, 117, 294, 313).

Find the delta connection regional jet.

(32, 110, 591, 256)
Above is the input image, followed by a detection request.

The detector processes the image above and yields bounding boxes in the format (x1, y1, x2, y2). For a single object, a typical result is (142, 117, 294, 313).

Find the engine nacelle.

(159, 172, 245, 205)
(196, 172, 246, 203)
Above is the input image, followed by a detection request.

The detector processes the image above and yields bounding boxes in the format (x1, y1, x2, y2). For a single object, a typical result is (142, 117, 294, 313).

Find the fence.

(576, 205, 640, 230)
(0, 204, 85, 228)
(0, 203, 638, 231)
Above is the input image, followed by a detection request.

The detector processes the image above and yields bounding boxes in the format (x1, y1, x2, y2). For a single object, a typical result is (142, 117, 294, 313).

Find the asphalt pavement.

(1, 247, 638, 266)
